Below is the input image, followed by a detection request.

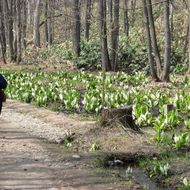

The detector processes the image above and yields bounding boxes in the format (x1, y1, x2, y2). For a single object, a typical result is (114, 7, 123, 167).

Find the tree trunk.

(170, 1, 175, 39)
(23, 0, 27, 49)
(0, 1, 7, 64)
(44, 0, 48, 45)
(4, 0, 16, 61)
(123, 0, 129, 37)
(85, 0, 92, 41)
(187, 0, 190, 74)
(33, 0, 41, 48)
(142, 0, 159, 81)
(16, 0, 22, 64)
(130, 0, 136, 26)
(184, 25, 189, 59)
(108, 0, 113, 25)
(99, 0, 111, 71)
(146, 0, 162, 75)
(47, 0, 53, 46)
(162, 0, 171, 82)
(188, 14, 190, 74)
(13, 1, 17, 60)
(27, 0, 32, 25)
(111, 0, 120, 71)
(73, 0, 81, 58)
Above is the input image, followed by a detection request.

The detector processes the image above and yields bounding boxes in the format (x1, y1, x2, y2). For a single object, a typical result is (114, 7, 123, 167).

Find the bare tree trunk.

(162, 0, 171, 81)
(51, 0, 55, 42)
(27, 0, 32, 25)
(123, 0, 129, 37)
(63, 0, 69, 41)
(170, 1, 175, 39)
(108, 0, 113, 25)
(130, 0, 136, 26)
(23, 0, 27, 49)
(99, 0, 111, 71)
(184, 25, 189, 58)
(4, 0, 16, 61)
(73, 0, 81, 58)
(16, 0, 22, 64)
(189, 16, 190, 74)
(47, 0, 53, 46)
(0, 1, 7, 64)
(146, 0, 162, 75)
(111, 0, 120, 71)
(85, 0, 92, 41)
(44, 0, 48, 45)
(187, 0, 190, 74)
(142, 0, 159, 81)
(33, 0, 41, 48)
(13, 1, 17, 60)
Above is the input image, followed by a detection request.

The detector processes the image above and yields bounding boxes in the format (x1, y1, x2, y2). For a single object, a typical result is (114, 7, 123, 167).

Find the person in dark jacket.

(0, 73, 7, 114)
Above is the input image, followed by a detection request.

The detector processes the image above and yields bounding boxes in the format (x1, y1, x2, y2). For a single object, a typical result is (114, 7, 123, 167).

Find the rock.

(72, 154, 81, 159)
(114, 159, 124, 166)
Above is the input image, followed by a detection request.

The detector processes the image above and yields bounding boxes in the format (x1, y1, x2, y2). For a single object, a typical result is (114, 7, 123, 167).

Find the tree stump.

(100, 105, 140, 131)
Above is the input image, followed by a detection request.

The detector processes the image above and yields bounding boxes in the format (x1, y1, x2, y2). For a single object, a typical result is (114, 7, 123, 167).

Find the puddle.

(114, 166, 168, 190)
(131, 168, 167, 190)
(98, 156, 168, 190)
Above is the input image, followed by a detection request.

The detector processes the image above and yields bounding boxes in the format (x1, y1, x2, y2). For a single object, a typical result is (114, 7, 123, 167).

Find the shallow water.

(132, 168, 166, 190)
(117, 166, 168, 190)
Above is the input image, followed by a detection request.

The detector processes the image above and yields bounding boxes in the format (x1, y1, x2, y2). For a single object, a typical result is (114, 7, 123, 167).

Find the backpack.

(0, 73, 8, 89)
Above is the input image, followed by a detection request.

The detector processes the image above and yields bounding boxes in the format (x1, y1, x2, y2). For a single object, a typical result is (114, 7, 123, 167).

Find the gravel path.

(1, 100, 95, 144)
(0, 118, 60, 189)
(2, 107, 69, 144)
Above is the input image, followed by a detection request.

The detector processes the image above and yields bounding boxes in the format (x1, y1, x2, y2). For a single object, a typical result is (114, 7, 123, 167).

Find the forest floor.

(0, 101, 144, 190)
(0, 100, 189, 189)
(1, 63, 190, 189)
(0, 119, 142, 190)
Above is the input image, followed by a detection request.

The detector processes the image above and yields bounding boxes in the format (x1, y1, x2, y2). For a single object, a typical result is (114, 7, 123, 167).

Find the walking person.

(0, 73, 7, 114)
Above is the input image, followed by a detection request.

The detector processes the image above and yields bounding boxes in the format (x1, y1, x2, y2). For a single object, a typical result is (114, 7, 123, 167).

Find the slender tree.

(33, 0, 41, 48)
(146, 0, 162, 75)
(85, 0, 92, 41)
(143, 0, 171, 81)
(27, 0, 32, 25)
(0, 0, 7, 64)
(4, 0, 16, 61)
(130, 0, 136, 26)
(99, 0, 111, 71)
(162, 0, 171, 81)
(123, 0, 129, 37)
(108, 0, 113, 25)
(73, 0, 81, 58)
(23, 0, 27, 49)
(187, 0, 190, 74)
(16, 0, 22, 64)
(47, 0, 54, 46)
(142, 0, 158, 81)
(111, 0, 120, 71)
(44, 0, 49, 45)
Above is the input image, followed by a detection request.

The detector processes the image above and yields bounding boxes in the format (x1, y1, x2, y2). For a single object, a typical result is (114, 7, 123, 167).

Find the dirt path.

(0, 118, 59, 189)
(0, 118, 142, 190)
